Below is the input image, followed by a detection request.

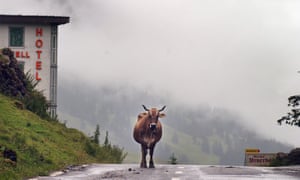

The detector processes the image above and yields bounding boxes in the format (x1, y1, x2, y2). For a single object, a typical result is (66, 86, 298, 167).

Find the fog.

(2, 0, 300, 146)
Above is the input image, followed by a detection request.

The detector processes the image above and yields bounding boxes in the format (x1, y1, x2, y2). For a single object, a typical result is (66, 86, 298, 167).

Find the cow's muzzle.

(150, 123, 156, 131)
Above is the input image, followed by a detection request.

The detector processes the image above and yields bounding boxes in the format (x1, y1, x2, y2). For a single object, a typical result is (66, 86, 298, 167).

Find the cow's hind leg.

(140, 144, 147, 168)
(149, 144, 156, 168)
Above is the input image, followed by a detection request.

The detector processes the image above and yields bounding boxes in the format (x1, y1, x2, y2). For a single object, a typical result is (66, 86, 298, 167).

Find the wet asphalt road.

(32, 164, 300, 180)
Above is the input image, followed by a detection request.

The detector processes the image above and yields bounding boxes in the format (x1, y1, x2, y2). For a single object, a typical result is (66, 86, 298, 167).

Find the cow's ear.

(159, 113, 166, 118)
(138, 112, 148, 119)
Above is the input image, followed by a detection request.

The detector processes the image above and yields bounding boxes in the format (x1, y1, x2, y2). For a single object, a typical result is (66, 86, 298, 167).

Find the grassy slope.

(0, 94, 103, 179)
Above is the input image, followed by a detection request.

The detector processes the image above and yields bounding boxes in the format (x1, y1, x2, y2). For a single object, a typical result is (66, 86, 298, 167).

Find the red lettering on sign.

(36, 50, 42, 59)
(26, 51, 30, 58)
(35, 39, 43, 48)
(34, 27, 44, 81)
(36, 61, 42, 70)
(15, 51, 20, 58)
(21, 51, 30, 58)
(14, 51, 30, 59)
(36, 72, 41, 81)
(36, 28, 43, 37)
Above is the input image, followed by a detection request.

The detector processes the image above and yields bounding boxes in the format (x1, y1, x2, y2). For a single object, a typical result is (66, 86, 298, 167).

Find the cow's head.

(142, 105, 166, 131)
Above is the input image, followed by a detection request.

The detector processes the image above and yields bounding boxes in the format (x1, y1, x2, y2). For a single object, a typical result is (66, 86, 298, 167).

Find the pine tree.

(104, 131, 110, 147)
(93, 124, 100, 144)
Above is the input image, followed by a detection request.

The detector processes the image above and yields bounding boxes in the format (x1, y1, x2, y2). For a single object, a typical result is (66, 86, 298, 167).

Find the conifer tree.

(104, 131, 110, 147)
(93, 124, 100, 144)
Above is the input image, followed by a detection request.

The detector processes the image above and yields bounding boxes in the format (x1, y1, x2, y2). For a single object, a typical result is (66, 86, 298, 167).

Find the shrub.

(169, 153, 177, 165)
(22, 72, 51, 120)
(0, 48, 52, 120)
(84, 140, 97, 157)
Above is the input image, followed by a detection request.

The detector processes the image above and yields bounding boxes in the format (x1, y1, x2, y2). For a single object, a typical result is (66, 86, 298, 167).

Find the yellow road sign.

(245, 148, 260, 154)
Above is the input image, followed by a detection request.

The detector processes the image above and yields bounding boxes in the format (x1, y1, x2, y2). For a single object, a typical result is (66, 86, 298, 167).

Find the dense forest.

(58, 79, 292, 165)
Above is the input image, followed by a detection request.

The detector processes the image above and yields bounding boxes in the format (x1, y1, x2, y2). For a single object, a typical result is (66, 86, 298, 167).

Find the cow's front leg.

(140, 144, 147, 168)
(149, 144, 156, 168)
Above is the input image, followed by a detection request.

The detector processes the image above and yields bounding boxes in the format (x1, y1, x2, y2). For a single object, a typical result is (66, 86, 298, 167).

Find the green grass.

(0, 94, 124, 179)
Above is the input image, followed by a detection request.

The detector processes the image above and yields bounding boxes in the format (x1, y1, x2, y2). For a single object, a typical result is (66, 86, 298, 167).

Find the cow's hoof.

(140, 163, 147, 168)
(149, 163, 155, 168)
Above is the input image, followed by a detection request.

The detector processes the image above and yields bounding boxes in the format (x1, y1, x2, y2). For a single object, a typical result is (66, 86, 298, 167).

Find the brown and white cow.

(133, 105, 166, 168)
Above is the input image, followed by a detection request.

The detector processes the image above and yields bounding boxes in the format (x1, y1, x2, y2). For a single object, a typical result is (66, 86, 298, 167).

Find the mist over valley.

(57, 78, 292, 165)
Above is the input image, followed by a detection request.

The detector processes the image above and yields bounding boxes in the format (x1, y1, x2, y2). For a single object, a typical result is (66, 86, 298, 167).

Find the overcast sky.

(2, 0, 300, 147)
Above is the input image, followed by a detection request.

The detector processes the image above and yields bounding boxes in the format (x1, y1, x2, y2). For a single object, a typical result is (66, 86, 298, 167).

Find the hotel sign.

(244, 149, 276, 166)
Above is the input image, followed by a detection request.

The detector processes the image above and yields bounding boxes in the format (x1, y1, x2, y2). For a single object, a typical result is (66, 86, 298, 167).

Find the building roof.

(0, 15, 70, 25)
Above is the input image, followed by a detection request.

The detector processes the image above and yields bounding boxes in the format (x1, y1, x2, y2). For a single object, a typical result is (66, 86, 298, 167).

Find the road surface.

(32, 164, 300, 180)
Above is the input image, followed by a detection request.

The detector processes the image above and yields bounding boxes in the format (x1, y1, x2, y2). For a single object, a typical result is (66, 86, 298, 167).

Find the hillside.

(58, 80, 293, 165)
(0, 93, 125, 179)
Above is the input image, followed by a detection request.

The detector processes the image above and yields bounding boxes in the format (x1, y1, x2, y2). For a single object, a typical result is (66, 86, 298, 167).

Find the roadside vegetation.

(0, 93, 126, 179)
(168, 153, 177, 165)
(0, 48, 127, 179)
(275, 85, 300, 166)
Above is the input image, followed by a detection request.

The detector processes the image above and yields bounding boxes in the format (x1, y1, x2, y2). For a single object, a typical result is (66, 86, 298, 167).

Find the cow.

(133, 105, 166, 168)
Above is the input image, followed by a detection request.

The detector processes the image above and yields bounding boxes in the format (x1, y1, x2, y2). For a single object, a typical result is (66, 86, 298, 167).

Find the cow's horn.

(142, 105, 149, 111)
(159, 106, 166, 112)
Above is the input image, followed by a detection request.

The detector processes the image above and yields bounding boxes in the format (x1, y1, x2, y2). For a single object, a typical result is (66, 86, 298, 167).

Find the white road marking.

(171, 178, 180, 180)
(175, 171, 183, 174)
